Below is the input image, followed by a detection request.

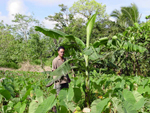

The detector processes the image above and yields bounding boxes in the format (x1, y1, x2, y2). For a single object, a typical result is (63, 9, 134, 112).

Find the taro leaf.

(91, 99, 101, 113)
(50, 89, 57, 95)
(19, 103, 26, 113)
(0, 88, 11, 100)
(66, 102, 76, 112)
(59, 105, 69, 113)
(58, 88, 68, 101)
(132, 91, 143, 102)
(123, 101, 137, 113)
(144, 86, 150, 94)
(141, 79, 148, 87)
(96, 98, 110, 113)
(35, 89, 43, 104)
(134, 98, 145, 110)
(29, 100, 40, 113)
(35, 95, 56, 113)
(13, 102, 26, 113)
(67, 87, 74, 102)
(132, 91, 145, 110)
(35, 26, 66, 39)
(137, 86, 145, 94)
(123, 89, 136, 104)
(14, 102, 21, 112)
(137, 86, 150, 94)
(59, 100, 67, 108)
(73, 88, 82, 103)
(11, 98, 20, 105)
(112, 97, 124, 113)
(3, 84, 15, 97)
(120, 80, 125, 89)
(7, 101, 14, 109)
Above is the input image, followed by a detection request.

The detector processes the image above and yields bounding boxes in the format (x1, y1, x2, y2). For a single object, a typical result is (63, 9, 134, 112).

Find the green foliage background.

(0, 0, 150, 112)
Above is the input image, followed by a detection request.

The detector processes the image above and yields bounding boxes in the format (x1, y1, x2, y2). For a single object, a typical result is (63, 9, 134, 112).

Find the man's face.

(58, 49, 65, 57)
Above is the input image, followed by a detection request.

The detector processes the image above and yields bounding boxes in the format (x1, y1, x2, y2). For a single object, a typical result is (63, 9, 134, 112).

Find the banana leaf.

(65, 35, 85, 50)
(86, 11, 97, 47)
(46, 59, 79, 87)
(35, 26, 67, 39)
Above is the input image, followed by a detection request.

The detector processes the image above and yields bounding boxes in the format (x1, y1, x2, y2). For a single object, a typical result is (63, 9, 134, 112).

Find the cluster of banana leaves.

(0, 70, 150, 113)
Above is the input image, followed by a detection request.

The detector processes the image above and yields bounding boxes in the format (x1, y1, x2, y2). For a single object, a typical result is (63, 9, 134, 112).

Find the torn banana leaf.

(46, 59, 78, 87)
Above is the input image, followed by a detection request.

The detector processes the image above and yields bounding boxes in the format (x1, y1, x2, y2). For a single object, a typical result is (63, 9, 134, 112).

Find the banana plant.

(35, 12, 149, 108)
(35, 11, 111, 107)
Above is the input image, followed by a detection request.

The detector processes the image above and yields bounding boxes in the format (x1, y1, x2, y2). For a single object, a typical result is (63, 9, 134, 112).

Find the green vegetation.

(0, 0, 150, 112)
(0, 70, 150, 112)
(34, 10, 149, 112)
(111, 3, 141, 27)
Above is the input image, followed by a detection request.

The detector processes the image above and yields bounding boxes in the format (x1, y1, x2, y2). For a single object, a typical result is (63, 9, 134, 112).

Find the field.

(0, 1, 150, 113)
(0, 70, 150, 113)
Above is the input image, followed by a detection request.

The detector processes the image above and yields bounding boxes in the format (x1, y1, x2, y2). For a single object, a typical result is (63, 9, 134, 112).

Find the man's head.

(58, 46, 65, 57)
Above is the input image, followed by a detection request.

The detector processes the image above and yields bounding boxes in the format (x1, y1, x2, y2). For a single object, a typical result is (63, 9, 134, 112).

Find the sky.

(0, 0, 150, 29)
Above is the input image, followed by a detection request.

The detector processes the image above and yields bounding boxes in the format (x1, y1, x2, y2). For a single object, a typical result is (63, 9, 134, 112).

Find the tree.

(46, 4, 74, 30)
(111, 3, 141, 27)
(69, 0, 108, 20)
(46, 1, 109, 43)
(0, 21, 23, 68)
(12, 13, 40, 41)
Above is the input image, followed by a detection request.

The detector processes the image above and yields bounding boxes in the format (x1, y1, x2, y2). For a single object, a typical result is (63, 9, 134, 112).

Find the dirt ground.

(0, 61, 51, 72)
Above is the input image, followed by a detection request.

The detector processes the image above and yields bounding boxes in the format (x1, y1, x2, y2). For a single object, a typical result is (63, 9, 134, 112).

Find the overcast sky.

(0, 0, 149, 29)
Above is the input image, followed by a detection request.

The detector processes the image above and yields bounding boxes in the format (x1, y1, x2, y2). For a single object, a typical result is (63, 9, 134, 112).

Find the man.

(46, 46, 71, 113)
(52, 46, 70, 94)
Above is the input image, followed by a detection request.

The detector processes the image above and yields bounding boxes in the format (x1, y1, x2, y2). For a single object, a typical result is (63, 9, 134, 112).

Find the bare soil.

(0, 61, 51, 72)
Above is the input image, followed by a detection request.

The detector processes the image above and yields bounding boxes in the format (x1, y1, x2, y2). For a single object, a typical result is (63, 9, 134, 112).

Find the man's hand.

(68, 78, 71, 83)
